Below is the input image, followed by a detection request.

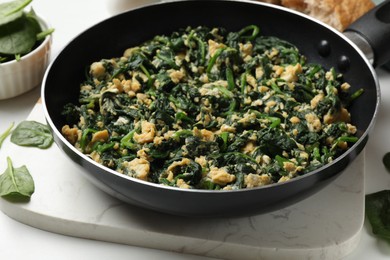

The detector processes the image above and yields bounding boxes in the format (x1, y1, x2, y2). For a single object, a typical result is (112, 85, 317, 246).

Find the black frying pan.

(42, 0, 390, 217)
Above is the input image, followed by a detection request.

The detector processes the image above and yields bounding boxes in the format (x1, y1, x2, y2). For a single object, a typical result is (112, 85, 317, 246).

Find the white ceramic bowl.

(0, 14, 52, 100)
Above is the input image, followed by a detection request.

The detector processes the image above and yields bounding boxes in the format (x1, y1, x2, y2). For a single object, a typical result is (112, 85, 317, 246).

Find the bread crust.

(281, 0, 375, 31)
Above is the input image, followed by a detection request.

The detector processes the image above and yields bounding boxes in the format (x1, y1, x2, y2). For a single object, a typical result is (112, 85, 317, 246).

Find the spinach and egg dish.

(61, 25, 362, 190)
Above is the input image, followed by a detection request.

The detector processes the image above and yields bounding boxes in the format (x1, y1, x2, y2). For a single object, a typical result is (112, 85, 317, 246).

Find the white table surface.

(1, 0, 390, 259)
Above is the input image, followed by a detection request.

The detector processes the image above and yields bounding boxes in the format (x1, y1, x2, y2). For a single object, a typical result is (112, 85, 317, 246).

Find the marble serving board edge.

(0, 102, 365, 260)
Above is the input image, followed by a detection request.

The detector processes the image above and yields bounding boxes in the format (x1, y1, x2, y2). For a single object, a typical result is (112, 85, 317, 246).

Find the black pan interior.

(42, 0, 378, 217)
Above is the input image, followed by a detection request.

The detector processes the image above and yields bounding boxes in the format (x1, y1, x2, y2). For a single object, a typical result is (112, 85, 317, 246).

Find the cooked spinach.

(61, 25, 360, 190)
(0, 157, 34, 201)
(0, 122, 14, 149)
(11, 120, 53, 149)
(366, 190, 390, 243)
(0, 0, 54, 63)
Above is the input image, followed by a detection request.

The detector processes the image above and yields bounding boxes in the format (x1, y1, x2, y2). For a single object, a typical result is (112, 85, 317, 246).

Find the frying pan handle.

(345, 0, 390, 68)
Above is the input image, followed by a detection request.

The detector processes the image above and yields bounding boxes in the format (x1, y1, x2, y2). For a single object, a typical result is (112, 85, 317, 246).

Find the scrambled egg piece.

(281, 63, 302, 83)
(323, 107, 351, 124)
(126, 158, 150, 181)
(133, 121, 156, 144)
(90, 130, 109, 145)
(62, 125, 80, 145)
(208, 167, 236, 186)
(208, 39, 226, 57)
(244, 173, 271, 188)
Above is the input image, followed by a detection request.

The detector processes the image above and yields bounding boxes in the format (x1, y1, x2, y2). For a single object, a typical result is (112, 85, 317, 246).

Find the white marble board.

(0, 102, 365, 260)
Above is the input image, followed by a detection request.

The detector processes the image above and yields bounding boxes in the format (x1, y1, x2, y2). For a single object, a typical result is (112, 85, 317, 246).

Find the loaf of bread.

(257, 0, 375, 31)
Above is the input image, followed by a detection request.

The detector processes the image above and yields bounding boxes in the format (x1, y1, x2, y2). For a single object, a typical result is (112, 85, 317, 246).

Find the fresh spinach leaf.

(0, 157, 34, 201)
(0, 13, 39, 55)
(383, 152, 390, 173)
(366, 190, 390, 243)
(0, 0, 32, 26)
(0, 0, 54, 63)
(0, 122, 14, 149)
(10, 120, 53, 149)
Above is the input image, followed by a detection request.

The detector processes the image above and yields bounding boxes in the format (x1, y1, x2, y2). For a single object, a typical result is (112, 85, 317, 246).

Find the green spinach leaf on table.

(366, 190, 390, 243)
(383, 152, 390, 172)
(10, 120, 53, 149)
(0, 157, 34, 201)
